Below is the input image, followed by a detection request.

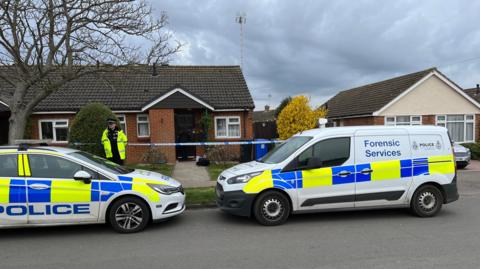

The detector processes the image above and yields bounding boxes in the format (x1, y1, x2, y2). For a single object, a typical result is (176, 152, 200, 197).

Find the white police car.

(216, 126, 459, 226)
(0, 145, 185, 233)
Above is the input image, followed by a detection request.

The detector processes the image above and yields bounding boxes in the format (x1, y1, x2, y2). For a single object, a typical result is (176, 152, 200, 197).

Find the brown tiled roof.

(464, 87, 480, 103)
(253, 110, 276, 122)
(0, 65, 254, 112)
(325, 68, 436, 118)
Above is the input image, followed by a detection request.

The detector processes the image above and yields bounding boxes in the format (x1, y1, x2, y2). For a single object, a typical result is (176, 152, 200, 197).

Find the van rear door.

(353, 129, 413, 207)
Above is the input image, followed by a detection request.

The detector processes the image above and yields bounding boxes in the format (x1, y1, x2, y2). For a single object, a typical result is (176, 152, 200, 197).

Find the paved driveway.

(1, 171, 479, 269)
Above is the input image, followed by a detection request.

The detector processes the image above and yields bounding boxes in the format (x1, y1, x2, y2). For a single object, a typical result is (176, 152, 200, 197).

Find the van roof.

(295, 125, 448, 138)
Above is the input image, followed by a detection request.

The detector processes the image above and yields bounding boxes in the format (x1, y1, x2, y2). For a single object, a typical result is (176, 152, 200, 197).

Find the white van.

(216, 126, 459, 225)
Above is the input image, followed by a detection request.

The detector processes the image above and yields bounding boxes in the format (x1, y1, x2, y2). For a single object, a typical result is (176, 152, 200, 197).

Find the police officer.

(102, 118, 128, 165)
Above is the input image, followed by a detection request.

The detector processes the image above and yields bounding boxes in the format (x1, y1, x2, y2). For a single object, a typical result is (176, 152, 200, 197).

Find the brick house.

(324, 67, 480, 143)
(0, 65, 255, 163)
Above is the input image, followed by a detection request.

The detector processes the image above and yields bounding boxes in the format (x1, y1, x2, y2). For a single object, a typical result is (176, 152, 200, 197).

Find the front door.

(25, 153, 100, 224)
(294, 137, 355, 211)
(0, 154, 28, 225)
(175, 111, 196, 160)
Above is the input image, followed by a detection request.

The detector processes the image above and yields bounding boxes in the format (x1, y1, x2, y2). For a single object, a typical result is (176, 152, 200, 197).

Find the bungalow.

(0, 65, 255, 163)
(324, 67, 480, 143)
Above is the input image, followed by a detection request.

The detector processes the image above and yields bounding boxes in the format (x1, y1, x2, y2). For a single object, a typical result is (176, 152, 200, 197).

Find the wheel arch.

(412, 182, 447, 204)
(251, 188, 294, 217)
(105, 194, 154, 224)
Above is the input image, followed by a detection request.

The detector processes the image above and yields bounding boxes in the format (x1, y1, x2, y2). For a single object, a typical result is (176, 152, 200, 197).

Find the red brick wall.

(476, 114, 480, 142)
(148, 109, 176, 164)
(422, 115, 435, 125)
(29, 109, 255, 164)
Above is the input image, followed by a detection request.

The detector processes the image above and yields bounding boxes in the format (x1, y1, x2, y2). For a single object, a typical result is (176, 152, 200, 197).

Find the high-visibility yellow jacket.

(101, 129, 128, 160)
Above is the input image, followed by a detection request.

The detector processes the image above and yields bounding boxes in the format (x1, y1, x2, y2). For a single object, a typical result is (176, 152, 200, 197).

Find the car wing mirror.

(306, 157, 323, 170)
(74, 170, 92, 184)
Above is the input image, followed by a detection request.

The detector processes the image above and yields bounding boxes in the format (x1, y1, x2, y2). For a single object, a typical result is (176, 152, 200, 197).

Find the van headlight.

(227, 172, 262, 184)
(147, 184, 183, 195)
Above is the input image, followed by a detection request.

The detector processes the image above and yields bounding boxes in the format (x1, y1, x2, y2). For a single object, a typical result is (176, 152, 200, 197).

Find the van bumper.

(216, 184, 255, 217)
(443, 176, 459, 204)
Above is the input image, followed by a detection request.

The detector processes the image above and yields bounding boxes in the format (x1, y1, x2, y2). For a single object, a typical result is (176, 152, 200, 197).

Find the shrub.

(69, 103, 118, 157)
(276, 95, 327, 140)
(461, 143, 480, 160)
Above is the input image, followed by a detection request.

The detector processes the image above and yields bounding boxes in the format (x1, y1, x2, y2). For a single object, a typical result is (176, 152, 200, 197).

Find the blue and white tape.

(72, 140, 284, 147)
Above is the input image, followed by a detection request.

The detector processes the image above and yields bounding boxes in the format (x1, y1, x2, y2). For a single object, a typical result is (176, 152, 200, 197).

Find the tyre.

(411, 185, 443, 217)
(253, 190, 291, 226)
(108, 196, 150, 233)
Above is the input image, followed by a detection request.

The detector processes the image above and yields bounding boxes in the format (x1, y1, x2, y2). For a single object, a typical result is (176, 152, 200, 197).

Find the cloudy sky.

(150, 0, 480, 110)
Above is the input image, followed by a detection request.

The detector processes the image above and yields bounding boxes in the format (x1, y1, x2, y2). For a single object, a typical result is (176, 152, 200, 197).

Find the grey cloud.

(150, 0, 480, 109)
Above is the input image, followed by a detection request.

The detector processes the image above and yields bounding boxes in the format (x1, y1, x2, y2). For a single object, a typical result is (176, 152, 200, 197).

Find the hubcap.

(418, 191, 437, 212)
(262, 198, 284, 220)
(115, 202, 143, 230)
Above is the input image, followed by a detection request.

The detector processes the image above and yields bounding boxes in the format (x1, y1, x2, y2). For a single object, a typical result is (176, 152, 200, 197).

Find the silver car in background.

(453, 143, 471, 169)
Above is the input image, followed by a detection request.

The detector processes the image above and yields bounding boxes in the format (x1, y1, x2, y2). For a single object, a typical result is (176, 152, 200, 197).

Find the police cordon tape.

(71, 140, 284, 147)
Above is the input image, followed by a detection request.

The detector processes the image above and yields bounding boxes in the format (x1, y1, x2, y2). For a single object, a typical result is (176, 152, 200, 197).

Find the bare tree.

(0, 0, 181, 143)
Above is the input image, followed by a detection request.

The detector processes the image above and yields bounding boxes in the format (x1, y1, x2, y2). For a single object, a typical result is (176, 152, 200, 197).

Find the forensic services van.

(216, 125, 459, 226)
(0, 145, 185, 233)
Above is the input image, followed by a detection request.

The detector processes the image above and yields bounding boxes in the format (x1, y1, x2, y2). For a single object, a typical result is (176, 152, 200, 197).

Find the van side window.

(297, 137, 351, 169)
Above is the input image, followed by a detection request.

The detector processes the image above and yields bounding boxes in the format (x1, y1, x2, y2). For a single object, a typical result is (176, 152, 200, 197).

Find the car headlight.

(227, 172, 262, 184)
(147, 184, 183, 195)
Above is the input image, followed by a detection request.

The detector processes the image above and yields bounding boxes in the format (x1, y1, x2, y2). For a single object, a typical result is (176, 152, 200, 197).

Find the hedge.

(461, 143, 480, 160)
(69, 103, 118, 157)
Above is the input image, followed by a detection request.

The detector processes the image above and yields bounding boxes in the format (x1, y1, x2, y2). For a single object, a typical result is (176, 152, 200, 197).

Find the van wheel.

(253, 191, 291, 226)
(411, 185, 443, 217)
(108, 197, 150, 233)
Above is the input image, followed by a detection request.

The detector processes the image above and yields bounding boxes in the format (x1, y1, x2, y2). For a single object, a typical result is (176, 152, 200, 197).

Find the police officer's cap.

(107, 118, 117, 124)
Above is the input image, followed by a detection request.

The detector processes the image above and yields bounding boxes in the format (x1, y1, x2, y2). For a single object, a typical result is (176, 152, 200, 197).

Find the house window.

(137, 115, 150, 137)
(215, 116, 241, 138)
(436, 114, 474, 142)
(39, 120, 69, 142)
(385, 116, 422, 126)
(116, 114, 127, 134)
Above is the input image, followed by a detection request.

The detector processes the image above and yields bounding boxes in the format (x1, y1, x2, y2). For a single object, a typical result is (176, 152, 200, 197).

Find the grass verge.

(207, 163, 237, 181)
(185, 187, 216, 206)
(125, 163, 175, 177)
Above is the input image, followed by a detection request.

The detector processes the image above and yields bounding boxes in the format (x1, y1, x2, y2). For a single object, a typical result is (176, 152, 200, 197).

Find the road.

(1, 171, 480, 269)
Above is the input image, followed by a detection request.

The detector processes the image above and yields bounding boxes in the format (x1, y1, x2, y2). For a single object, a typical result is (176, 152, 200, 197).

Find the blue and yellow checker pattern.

(243, 155, 455, 194)
(0, 154, 165, 204)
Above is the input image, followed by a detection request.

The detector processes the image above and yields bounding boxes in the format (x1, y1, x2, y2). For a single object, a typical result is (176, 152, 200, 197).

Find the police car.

(216, 125, 459, 226)
(0, 145, 185, 233)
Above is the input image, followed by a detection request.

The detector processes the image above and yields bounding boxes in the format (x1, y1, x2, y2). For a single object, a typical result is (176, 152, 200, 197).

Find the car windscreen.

(68, 151, 134, 175)
(258, 136, 313, 164)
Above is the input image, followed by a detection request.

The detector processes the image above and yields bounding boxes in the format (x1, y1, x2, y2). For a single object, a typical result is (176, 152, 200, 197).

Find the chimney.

(152, 63, 157, 76)
(476, 84, 479, 95)
(264, 105, 270, 111)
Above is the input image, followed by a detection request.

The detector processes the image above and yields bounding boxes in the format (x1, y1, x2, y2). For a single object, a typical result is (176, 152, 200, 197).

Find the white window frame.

(136, 114, 150, 138)
(38, 119, 69, 143)
(384, 115, 422, 126)
(116, 114, 127, 135)
(214, 116, 241, 139)
(436, 114, 475, 143)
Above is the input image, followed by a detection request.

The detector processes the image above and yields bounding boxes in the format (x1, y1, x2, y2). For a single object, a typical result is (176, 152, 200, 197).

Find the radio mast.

(236, 12, 246, 69)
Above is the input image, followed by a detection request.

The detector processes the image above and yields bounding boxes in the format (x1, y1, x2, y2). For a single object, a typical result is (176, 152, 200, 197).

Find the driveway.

(0, 171, 479, 269)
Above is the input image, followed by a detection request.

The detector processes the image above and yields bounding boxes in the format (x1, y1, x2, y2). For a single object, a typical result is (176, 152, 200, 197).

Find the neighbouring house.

(324, 67, 480, 143)
(0, 65, 255, 164)
(253, 105, 278, 139)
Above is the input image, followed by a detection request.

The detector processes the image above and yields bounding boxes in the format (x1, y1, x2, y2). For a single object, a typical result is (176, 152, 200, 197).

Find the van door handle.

(29, 183, 49, 190)
(338, 171, 352, 177)
(360, 168, 373, 174)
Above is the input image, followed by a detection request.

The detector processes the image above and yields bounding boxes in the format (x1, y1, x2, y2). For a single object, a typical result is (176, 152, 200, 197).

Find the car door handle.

(29, 183, 50, 190)
(360, 168, 373, 174)
(337, 171, 352, 177)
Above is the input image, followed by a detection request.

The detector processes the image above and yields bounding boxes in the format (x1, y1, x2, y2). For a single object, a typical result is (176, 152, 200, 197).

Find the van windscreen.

(258, 136, 312, 164)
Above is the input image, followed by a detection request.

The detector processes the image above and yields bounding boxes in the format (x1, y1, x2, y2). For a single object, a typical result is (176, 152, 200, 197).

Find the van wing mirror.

(282, 157, 323, 173)
(74, 170, 92, 184)
(306, 157, 323, 170)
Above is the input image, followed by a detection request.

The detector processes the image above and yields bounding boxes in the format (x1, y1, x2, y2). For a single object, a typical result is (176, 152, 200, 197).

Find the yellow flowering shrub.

(276, 96, 327, 140)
